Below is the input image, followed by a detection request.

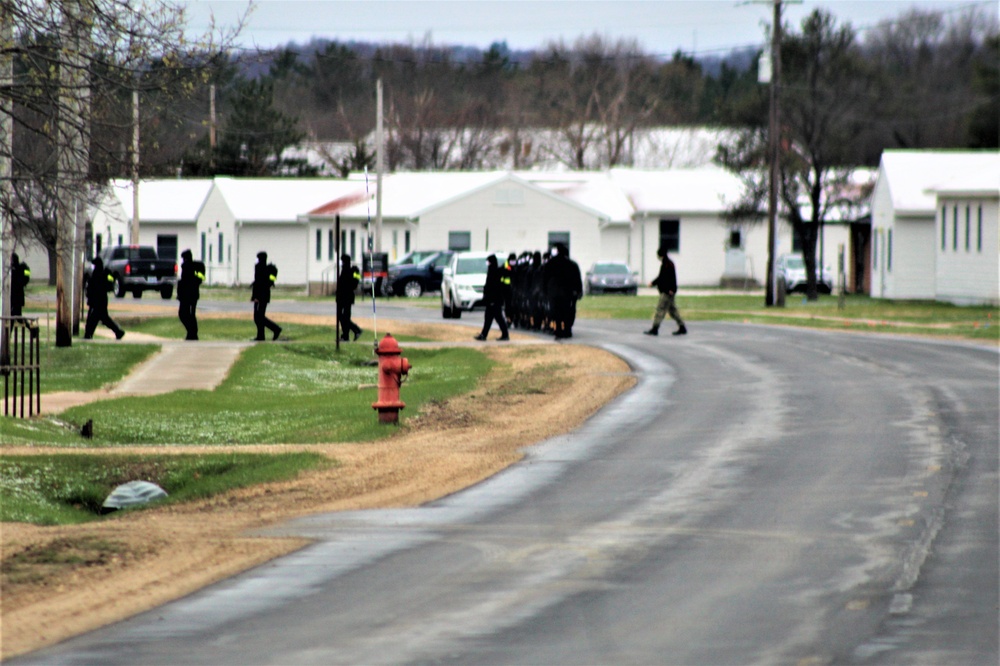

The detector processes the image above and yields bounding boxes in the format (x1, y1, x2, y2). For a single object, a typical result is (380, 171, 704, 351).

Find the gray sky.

(180, 0, 998, 56)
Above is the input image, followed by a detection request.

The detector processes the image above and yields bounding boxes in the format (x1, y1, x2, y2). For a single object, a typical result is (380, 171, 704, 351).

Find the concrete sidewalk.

(41, 337, 251, 415)
(110, 340, 251, 396)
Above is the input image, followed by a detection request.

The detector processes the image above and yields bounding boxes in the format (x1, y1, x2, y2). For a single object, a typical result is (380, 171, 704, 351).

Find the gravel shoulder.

(0, 314, 634, 659)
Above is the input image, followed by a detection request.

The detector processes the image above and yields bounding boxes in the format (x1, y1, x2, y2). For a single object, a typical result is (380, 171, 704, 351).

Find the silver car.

(585, 261, 638, 295)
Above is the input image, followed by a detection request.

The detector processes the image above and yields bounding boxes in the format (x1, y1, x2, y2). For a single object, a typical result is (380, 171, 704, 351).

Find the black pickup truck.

(86, 245, 178, 299)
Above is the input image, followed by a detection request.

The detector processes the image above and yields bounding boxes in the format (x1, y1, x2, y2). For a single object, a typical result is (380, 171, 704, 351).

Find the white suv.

(440, 250, 507, 319)
(776, 254, 834, 294)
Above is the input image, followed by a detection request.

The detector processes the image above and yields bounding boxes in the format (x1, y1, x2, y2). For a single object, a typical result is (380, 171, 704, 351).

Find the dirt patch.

(0, 315, 634, 659)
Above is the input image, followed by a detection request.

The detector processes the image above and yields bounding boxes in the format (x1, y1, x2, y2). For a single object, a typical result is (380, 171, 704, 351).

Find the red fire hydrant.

(372, 333, 411, 424)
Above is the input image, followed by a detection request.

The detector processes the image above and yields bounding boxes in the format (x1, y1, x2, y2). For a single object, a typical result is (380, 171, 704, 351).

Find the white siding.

(890, 216, 936, 300)
(936, 198, 999, 305)
(195, 186, 237, 285)
(632, 214, 791, 287)
(869, 165, 893, 298)
(239, 225, 308, 286)
(416, 180, 604, 270)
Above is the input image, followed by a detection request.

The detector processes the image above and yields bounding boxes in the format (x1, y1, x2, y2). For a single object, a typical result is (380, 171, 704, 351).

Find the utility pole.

(1, 3, 13, 366)
(375, 78, 383, 254)
(55, 0, 91, 347)
(209, 83, 217, 168)
(765, 0, 782, 307)
(131, 87, 140, 245)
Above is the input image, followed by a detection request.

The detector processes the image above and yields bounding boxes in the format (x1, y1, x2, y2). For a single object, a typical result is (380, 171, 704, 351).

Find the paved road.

(14, 305, 998, 665)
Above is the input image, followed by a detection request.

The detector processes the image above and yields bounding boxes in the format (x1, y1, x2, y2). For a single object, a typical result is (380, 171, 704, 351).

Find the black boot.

(673, 325, 687, 336)
(643, 325, 659, 336)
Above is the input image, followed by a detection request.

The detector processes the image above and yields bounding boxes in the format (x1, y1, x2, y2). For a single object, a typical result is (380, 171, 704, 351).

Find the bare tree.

(1, 0, 244, 346)
(718, 9, 877, 300)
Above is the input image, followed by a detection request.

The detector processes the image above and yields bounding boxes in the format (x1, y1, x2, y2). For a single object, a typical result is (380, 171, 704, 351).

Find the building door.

(157, 235, 178, 261)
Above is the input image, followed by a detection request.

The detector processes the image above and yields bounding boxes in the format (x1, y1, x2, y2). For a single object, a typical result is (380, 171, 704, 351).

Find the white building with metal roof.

(870, 150, 999, 301)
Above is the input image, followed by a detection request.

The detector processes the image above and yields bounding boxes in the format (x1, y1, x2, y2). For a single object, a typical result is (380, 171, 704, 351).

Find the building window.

(218, 233, 224, 263)
(965, 205, 971, 252)
(449, 231, 471, 251)
(328, 230, 334, 260)
(548, 232, 570, 255)
(95, 234, 103, 254)
(350, 230, 356, 258)
(977, 206, 983, 252)
(659, 219, 680, 253)
(941, 206, 947, 251)
(405, 230, 411, 253)
(952, 206, 958, 251)
(117, 234, 124, 246)
(200, 232, 206, 261)
(315, 229, 321, 261)
(157, 235, 178, 261)
(873, 230, 878, 269)
(887, 229, 892, 271)
(728, 229, 742, 249)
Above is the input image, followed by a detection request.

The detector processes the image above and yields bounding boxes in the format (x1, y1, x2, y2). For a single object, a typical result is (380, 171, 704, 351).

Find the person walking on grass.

(10, 252, 30, 317)
(177, 249, 204, 340)
(336, 254, 363, 341)
(251, 251, 282, 341)
(84, 256, 125, 340)
(474, 254, 509, 342)
(644, 247, 687, 336)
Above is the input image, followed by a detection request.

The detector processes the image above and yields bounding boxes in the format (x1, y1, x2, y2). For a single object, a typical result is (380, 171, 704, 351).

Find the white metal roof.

(109, 179, 213, 222)
(517, 172, 634, 224)
(333, 171, 508, 219)
(211, 177, 366, 222)
(609, 166, 744, 214)
(926, 159, 1000, 198)
(877, 151, 1000, 215)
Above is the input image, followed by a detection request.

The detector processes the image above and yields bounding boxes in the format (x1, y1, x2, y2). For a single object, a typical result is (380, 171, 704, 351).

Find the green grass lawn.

(2, 341, 492, 447)
(577, 293, 999, 342)
(0, 452, 328, 525)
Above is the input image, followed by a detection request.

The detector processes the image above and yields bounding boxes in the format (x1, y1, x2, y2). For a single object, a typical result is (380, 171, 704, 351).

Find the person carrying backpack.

(251, 251, 282, 341)
(177, 249, 205, 340)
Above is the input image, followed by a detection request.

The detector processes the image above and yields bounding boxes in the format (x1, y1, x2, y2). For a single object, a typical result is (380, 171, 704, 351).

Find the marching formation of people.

(481, 242, 583, 341)
(21, 243, 685, 344)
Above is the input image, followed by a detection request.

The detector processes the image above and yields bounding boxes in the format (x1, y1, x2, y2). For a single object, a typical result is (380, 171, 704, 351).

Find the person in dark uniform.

(474, 254, 509, 341)
(10, 252, 30, 317)
(544, 243, 583, 339)
(644, 247, 687, 336)
(502, 253, 516, 327)
(251, 251, 282, 341)
(336, 254, 363, 341)
(176, 249, 204, 340)
(84, 256, 124, 340)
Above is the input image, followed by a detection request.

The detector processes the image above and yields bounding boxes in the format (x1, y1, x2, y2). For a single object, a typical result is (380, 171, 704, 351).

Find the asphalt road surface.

(15, 304, 998, 665)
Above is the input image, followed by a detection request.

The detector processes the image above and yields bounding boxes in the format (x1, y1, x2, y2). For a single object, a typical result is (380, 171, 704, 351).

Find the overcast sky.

(180, 0, 998, 56)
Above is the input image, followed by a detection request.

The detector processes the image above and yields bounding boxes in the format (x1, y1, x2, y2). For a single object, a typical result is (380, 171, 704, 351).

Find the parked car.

(384, 250, 453, 297)
(393, 250, 440, 267)
(440, 250, 508, 319)
(776, 254, 834, 294)
(585, 261, 638, 295)
(85, 245, 177, 299)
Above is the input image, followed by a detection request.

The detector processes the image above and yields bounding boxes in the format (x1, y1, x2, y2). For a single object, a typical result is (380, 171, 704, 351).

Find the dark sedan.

(384, 251, 454, 297)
